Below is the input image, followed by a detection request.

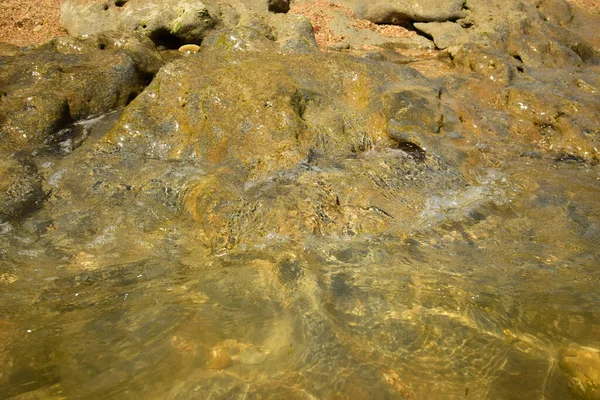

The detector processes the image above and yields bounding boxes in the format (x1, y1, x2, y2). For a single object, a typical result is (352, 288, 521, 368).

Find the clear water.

(0, 111, 599, 399)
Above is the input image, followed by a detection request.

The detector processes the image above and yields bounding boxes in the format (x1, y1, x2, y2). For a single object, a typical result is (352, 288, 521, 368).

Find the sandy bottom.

(0, 0, 64, 47)
(568, 0, 600, 12)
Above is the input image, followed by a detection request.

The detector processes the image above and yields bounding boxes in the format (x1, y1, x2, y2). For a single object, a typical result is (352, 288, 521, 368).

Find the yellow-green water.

(1, 111, 599, 400)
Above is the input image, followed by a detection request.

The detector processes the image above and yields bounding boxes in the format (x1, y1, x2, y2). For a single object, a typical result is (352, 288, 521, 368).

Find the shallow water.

(0, 110, 599, 400)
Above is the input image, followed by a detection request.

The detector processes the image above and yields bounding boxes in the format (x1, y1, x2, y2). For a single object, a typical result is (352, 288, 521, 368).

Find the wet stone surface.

(1, 0, 600, 398)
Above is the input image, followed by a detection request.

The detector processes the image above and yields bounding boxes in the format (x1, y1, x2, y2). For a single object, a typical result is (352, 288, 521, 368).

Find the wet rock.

(0, 43, 20, 57)
(560, 345, 600, 399)
(0, 158, 46, 222)
(178, 44, 200, 53)
(101, 51, 441, 171)
(450, 0, 596, 69)
(96, 50, 466, 250)
(0, 274, 18, 285)
(385, 87, 443, 136)
(0, 32, 163, 153)
(448, 45, 517, 85)
(60, 0, 216, 47)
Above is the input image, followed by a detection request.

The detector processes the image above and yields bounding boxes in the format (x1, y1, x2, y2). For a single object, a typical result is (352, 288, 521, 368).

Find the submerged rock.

(199, 11, 318, 55)
(94, 50, 465, 250)
(560, 345, 600, 399)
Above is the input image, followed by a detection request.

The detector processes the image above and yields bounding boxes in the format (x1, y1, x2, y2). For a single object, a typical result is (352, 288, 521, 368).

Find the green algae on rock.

(0, 31, 163, 153)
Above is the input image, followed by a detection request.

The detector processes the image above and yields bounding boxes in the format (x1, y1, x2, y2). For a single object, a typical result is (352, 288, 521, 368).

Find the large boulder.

(560, 345, 600, 399)
(60, 0, 216, 47)
(92, 50, 464, 250)
(0, 31, 163, 154)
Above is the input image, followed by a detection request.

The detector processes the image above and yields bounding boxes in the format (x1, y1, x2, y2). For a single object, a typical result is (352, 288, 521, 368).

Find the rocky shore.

(1, 0, 600, 398)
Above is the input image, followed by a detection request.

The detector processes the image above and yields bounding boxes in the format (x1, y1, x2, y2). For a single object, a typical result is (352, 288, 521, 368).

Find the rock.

(330, 40, 351, 51)
(413, 21, 467, 50)
(199, 11, 317, 55)
(0, 32, 163, 153)
(505, 71, 600, 161)
(0, 43, 20, 57)
(448, 45, 516, 85)
(238, 347, 269, 365)
(60, 0, 216, 47)
(0, 158, 46, 222)
(290, 0, 435, 50)
(267, 13, 318, 54)
(536, 0, 574, 27)
(338, 0, 467, 24)
(568, 2, 600, 53)
(268, 0, 290, 14)
(96, 50, 466, 250)
(560, 345, 600, 399)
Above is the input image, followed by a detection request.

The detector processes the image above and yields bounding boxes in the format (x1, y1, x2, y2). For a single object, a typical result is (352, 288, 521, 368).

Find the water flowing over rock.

(0, 32, 163, 223)
(1, 0, 600, 398)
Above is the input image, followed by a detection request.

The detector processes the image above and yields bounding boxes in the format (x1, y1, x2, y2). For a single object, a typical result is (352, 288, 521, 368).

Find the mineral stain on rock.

(1, 0, 600, 399)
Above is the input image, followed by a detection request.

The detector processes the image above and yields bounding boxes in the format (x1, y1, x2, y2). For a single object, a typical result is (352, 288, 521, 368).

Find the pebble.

(206, 349, 232, 370)
(178, 44, 200, 54)
(238, 347, 269, 365)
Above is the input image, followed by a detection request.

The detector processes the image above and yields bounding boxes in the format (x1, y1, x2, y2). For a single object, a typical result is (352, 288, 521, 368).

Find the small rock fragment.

(207, 349, 233, 370)
(238, 347, 269, 365)
(269, 0, 290, 14)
